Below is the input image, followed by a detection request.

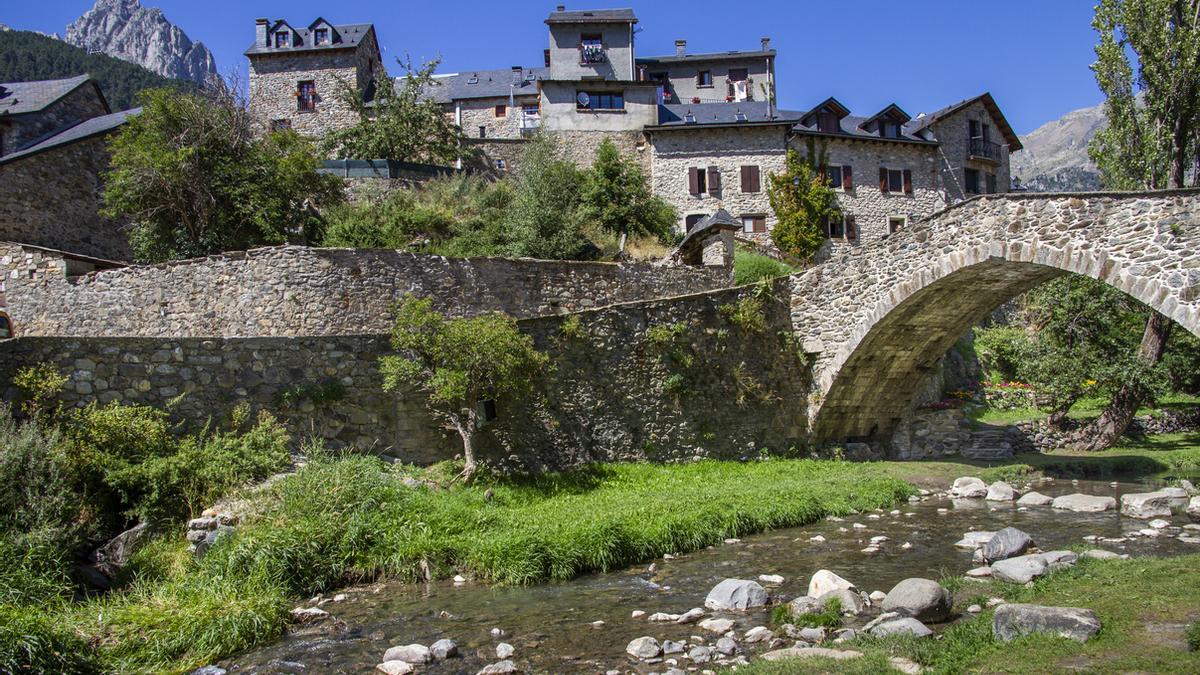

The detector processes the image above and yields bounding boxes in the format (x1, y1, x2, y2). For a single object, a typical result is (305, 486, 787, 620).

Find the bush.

(734, 250, 795, 285)
(0, 408, 87, 559)
(1188, 621, 1200, 651)
(974, 327, 1028, 383)
(11, 363, 68, 421)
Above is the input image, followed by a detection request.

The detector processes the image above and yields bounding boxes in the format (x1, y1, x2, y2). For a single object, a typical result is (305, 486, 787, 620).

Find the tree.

(103, 87, 343, 262)
(502, 134, 590, 259)
(766, 143, 840, 261)
(321, 58, 465, 164)
(1071, 0, 1200, 449)
(380, 297, 549, 482)
(577, 138, 675, 242)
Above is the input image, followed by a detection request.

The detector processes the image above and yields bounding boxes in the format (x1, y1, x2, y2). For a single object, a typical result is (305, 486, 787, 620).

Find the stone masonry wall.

(2, 84, 110, 156)
(0, 133, 132, 261)
(7, 245, 731, 338)
(929, 99, 1013, 204)
(458, 95, 539, 141)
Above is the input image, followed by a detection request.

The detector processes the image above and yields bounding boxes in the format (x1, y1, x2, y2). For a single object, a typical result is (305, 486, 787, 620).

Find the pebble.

(699, 618, 734, 633)
(724, 538, 741, 544)
(453, 575, 466, 585)
(967, 604, 982, 613)
(590, 620, 604, 628)
(810, 535, 826, 542)
(490, 627, 504, 637)
(631, 610, 646, 619)
(870, 536, 889, 543)
(744, 626, 773, 642)
(900, 542, 913, 550)
(1148, 519, 1171, 529)
(332, 593, 348, 602)
(852, 523, 867, 529)
(758, 574, 785, 584)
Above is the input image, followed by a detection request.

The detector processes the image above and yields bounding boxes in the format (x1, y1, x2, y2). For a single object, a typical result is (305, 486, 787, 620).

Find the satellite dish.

(576, 92, 591, 107)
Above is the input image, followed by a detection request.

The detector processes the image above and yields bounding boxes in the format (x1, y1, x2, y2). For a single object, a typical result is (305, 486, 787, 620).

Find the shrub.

(1188, 621, 1200, 651)
(734, 250, 794, 285)
(974, 327, 1028, 383)
(0, 407, 87, 558)
(721, 295, 767, 333)
(11, 363, 68, 421)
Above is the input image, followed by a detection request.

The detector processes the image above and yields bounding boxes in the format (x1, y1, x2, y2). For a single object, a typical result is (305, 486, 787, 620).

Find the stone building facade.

(636, 40, 775, 106)
(0, 75, 111, 158)
(917, 94, 1017, 204)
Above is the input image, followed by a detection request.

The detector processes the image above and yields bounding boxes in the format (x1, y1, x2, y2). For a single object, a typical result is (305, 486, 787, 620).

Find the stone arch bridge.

(791, 189, 1200, 446)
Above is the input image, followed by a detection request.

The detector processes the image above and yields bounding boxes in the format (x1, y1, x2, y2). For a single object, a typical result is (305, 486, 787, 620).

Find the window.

(297, 81, 316, 112)
(826, 165, 843, 190)
(685, 214, 707, 231)
(697, 70, 713, 87)
(728, 68, 749, 99)
(741, 215, 766, 233)
(0, 313, 10, 339)
(740, 165, 761, 193)
(649, 72, 670, 102)
(687, 167, 707, 195)
(478, 125, 487, 139)
(982, 124, 991, 143)
(275, 31, 290, 48)
(889, 216, 906, 234)
(888, 169, 904, 193)
(581, 33, 605, 63)
(817, 111, 839, 133)
(270, 118, 291, 132)
(965, 168, 980, 194)
(969, 119, 980, 138)
(880, 167, 912, 195)
(986, 173, 998, 194)
(314, 28, 329, 44)
(494, 104, 507, 118)
(728, 68, 749, 83)
(522, 103, 540, 117)
(825, 215, 845, 238)
(881, 122, 901, 138)
(494, 159, 507, 171)
(577, 91, 624, 111)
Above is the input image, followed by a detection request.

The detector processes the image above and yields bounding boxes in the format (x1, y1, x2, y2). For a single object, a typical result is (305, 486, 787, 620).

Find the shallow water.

(224, 477, 1199, 674)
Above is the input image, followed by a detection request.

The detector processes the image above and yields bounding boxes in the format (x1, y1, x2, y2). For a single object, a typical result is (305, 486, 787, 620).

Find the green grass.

(772, 597, 844, 629)
(972, 393, 1200, 426)
(730, 554, 1200, 674)
(734, 249, 796, 285)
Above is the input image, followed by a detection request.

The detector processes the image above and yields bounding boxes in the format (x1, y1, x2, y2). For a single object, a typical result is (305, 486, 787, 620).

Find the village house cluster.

(245, 5, 1022, 244)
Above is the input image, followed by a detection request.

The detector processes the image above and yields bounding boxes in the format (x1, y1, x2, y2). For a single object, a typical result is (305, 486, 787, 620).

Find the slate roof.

(649, 101, 802, 128)
(245, 22, 374, 55)
(545, 8, 637, 24)
(637, 50, 775, 65)
(907, 92, 1023, 150)
(0, 108, 139, 165)
(793, 113, 936, 144)
(426, 67, 547, 104)
(0, 75, 98, 116)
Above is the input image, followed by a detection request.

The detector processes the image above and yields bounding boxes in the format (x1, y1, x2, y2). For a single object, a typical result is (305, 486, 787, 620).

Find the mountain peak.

(64, 0, 217, 85)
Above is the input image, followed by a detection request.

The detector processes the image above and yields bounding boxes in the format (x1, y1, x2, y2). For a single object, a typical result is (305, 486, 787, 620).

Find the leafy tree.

(321, 58, 465, 164)
(577, 138, 675, 241)
(766, 144, 840, 261)
(380, 297, 548, 482)
(502, 134, 590, 259)
(103, 87, 344, 262)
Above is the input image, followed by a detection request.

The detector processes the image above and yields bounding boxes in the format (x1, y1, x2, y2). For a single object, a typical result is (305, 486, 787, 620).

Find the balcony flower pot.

(691, 97, 700, 104)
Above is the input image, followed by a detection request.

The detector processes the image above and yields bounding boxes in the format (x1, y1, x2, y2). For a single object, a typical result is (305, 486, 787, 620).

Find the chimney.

(255, 18, 269, 48)
(761, 37, 771, 51)
(675, 39, 686, 57)
(512, 65, 523, 84)
(556, 4, 565, 11)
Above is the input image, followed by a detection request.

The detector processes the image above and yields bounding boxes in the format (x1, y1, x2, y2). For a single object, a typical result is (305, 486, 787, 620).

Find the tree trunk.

(452, 415, 479, 483)
(1068, 311, 1172, 451)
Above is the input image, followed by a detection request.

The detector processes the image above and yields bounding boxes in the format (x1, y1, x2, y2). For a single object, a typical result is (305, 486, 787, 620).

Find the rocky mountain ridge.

(1011, 101, 1105, 192)
(64, 0, 217, 85)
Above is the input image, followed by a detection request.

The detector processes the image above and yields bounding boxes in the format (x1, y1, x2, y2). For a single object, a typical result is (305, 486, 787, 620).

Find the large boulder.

(625, 636, 661, 659)
(868, 617, 933, 638)
(92, 522, 150, 579)
(382, 644, 431, 665)
(954, 531, 996, 549)
(430, 639, 458, 660)
(1016, 491, 1054, 506)
(375, 662, 414, 675)
(993, 604, 1101, 643)
(990, 554, 1049, 584)
(881, 578, 952, 622)
(1120, 491, 1174, 519)
(808, 570, 856, 598)
(985, 481, 1016, 501)
(951, 477, 987, 498)
(705, 578, 768, 610)
(817, 589, 865, 615)
(760, 647, 863, 662)
(1052, 493, 1116, 513)
(1189, 496, 1200, 522)
(981, 527, 1034, 563)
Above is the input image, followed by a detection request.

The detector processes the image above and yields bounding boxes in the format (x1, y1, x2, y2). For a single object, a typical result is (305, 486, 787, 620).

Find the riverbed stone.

(954, 531, 996, 549)
(758, 574, 784, 585)
(808, 569, 856, 597)
(991, 554, 1049, 584)
(986, 481, 1016, 501)
(869, 617, 933, 638)
(951, 477, 987, 498)
(1121, 491, 1174, 519)
(760, 647, 863, 661)
(1082, 549, 1123, 560)
(495, 643, 514, 659)
(869, 590, 887, 602)
(375, 661, 414, 675)
(290, 606, 329, 623)
(715, 637, 739, 655)
(1016, 491, 1054, 506)
(430, 638, 458, 659)
(993, 604, 1101, 642)
(1188, 496, 1200, 522)
(687, 645, 713, 662)
(676, 607, 705, 624)
(476, 661, 517, 675)
(744, 626, 772, 643)
(662, 639, 686, 654)
(881, 578, 952, 622)
(818, 589, 865, 615)
(788, 596, 820, 616)
(1052, 493, 1117, 513)
(626, 636, 662, 659)
(1040, 550, 1078, 569)
(981, 527, 1034, 563)
(966, 566, 993, 578)
(699, 618, 734, 633)
(705, 578, 768, 611)
(383, 644, 431, 665)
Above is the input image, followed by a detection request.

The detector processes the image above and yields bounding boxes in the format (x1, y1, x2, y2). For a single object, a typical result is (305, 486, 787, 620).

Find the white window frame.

(888, 216, 907, 234)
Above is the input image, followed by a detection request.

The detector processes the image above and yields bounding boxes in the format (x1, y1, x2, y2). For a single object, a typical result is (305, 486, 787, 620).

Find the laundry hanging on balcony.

(732, 80, 749, 102)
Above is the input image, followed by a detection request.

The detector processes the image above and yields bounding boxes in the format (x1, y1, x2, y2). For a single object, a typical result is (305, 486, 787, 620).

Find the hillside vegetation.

(0, 29, 198, 111)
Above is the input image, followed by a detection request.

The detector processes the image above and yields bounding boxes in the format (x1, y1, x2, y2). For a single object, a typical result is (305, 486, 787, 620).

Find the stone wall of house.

(651, 125, 789, 233)
(0, 243, 109, 320)
(550, 129, 651, 172)
(647, 55, 771, 105)
(0, 134, 131, 261)
(2, 84, 110, 156)
(928, 99, 1013, 204)
(6, 245, 732, 338)
(458, 95, 539, 141)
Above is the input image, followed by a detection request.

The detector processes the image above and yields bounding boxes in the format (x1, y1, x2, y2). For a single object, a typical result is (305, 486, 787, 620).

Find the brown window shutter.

(903, 169, 913, 195)
(842, 165, 853, 190)
(879, 167, 889, 193)
(752, 166, 761, 192)
(741, 165, 751, 192)
(688, 167, 699, 194)
(845, 215, 857, 240)
(708, 166, 721, 192)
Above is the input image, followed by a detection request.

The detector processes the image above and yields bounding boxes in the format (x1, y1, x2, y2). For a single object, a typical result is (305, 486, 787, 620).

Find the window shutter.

(845, 215, 857, 240)
(751, 166, 760, 192)
(740, 166, 751, 192)
(842, 165, 853, 190)
(688, 167, 699, 195)
(903, 169, 913, 195)
(879, 168, 889, 193)
(707, 166, 721, 192)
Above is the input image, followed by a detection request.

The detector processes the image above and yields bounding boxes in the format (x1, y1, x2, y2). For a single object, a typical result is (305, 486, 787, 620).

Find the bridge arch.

(796, 191, 1200, 444)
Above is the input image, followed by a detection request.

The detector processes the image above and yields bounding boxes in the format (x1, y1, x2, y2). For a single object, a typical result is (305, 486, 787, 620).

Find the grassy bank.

(970, 393, 1200, 426)
(731, 554, 1200, 674)
(13, 456, 913, 673)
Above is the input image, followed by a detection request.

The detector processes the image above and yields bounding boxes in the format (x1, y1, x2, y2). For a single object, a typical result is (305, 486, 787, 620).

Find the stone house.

(636, 38, 776, 107)
(0, 74, 111, 159)
(245, 17, 384, 137)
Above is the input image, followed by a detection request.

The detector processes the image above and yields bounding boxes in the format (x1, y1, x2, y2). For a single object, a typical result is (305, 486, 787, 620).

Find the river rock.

(1160, 486, 1190, 503)
(760, 647, 863, 661)
(869, 617, 933, 638)
(430, 639, 458, 659)
(476, 661, 517, 675)
(981, 527, 1034, 563)
(1188, 496, 1200, 522)
(92, 522, 150, 578)
(758, 574, 784, 585)
(1016, 491, 1054, 506)
(788, 595, 820, 616)
(869, 590, 887, 602)
(1041, 550, 1078, 569)
(954, 531, 996, 549)
(495, 643, 514, 659)
(687, 645, 713, 662)
(881, 578, 952, 622)
(715, 637, 739, 655)
(744, 626, 772, 642)
(1121, 491, 1174, 519)
(676, 607, 705, 624)
(808, 569, 856, 597)
(705, 579, 767, 610)
(991, 554, 1049, 584)
(1052, 493, 1116, 513)
(626, 636, 661, 659)
(383, 644, 431, 664)
(290, 606, 329, 623)
(951, 477, 987, 498)
(993, 604, 1100, 642)
(797, 626, 826, 643)
(1082, 549, 1123, 560)
(648, 612, 679, 622)
(662, 639, 685, 654)
(966, 566, 993, 578)
(986, 481, 1016, 501)
(818, 589, 865, 615)
(699, 617, 734, 633)
(375, 662, 414, 675)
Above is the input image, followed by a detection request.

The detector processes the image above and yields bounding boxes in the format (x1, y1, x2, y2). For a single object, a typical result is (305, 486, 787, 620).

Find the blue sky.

(6, 1, 1104, 134)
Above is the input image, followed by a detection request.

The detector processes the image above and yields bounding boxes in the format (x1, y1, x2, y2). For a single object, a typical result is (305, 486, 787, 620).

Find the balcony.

(968, 138, 1002, 163)
(580, 45, 607, 65)
(518, 114, 541, 135)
